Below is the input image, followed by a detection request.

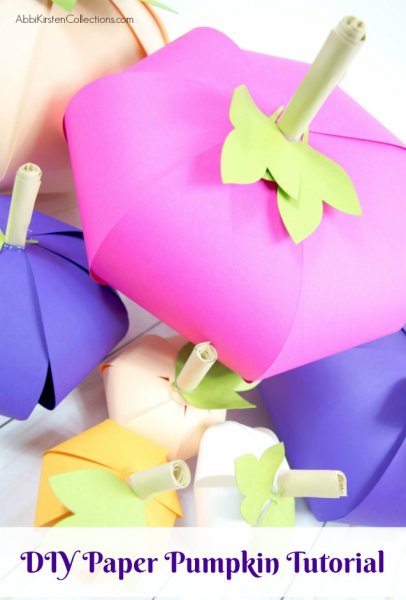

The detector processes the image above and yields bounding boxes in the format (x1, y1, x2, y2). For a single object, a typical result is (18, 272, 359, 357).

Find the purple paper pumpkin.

(0, 195, 129, 420)
(260, 330, 406, 525)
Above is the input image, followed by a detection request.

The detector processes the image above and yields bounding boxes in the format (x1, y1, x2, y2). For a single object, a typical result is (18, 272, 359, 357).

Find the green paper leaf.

(221, 86, 301, 199)
(259, 495, 295, 527)
(277, 185, 323, 244)
(0, 230, 38, 251)
(221, 85, 361, 243)
(140, 0, 178, 13)
(262, 170, 275, 182)
(51, 0, 177, 13)
(300, 144, 362, 216)
(235, 443, 294, 527)
(277, 141, 362, 244)
(174, 343, 257, 410)
(49, 469, 148, 527)
(51, 0, 77, 10)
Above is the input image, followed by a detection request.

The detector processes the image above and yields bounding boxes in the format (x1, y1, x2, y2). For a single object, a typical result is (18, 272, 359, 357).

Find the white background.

(164, 0, 406, 141)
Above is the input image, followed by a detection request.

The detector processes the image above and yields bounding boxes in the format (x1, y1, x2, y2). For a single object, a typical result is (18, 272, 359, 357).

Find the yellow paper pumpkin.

(35, 420, 182, 527)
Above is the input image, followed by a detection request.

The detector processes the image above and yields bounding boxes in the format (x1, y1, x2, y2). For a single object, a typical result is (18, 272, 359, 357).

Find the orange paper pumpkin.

(35, 419, 182, 527)
(0, 0, 166, 194)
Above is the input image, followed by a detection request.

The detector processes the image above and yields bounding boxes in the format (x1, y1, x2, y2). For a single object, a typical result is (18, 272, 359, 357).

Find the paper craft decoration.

(102, 335, 255, 460)
(0, 165, 128, 420)
(49, 470, 149, 527)
(0, 0, 167, 195)
(47, 459, 190, 527)
(35, 419, 183, 527)
(64, 26, 406, 382)
(261, 329, 406, 525)
(194, 421, 346, 527)
(234, 442, 295, 527)
(222, 89, 361, 244)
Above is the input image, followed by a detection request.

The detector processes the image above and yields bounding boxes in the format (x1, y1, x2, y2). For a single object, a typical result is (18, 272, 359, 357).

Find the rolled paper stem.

(176, 342, 218, 391)
(5, 164, 42, 247)
(127, 460, 191, 499)
(278, 469, 347, 498)
(278, 16, 366, 140)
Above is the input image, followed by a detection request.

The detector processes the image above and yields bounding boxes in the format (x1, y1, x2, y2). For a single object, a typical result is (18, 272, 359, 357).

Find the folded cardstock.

(0, 0, 166, 194)
(35, 419, 182, 527)
(0, 195, 128, 420)
(194, 421, 290, 527)
(64, 27, 406, 381)
(102, 335, 255, 460)
(261, 330, 406, 525)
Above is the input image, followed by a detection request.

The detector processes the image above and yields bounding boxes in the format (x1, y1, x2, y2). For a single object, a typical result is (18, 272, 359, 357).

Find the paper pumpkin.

(64, 27, 406, 382)
(0, 193, 128, 420)
(260, 329, 406, 525)
(35, 419, 182, 527)
(194, 421, 291, 527)
(0, 0, 167, 194)
(102, 335, 255, 459)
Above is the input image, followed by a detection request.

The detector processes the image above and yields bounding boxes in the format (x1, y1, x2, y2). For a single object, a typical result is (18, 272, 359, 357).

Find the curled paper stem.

(5, 164, 42, 247)
(278, 469, 347, 498)
(176, 342, 218, 391)
(278, 16, 366, 139)
(127, 460, 191, 499)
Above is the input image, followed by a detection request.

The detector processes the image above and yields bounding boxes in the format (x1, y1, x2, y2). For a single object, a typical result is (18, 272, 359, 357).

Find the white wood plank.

(115, 293, 160, 352)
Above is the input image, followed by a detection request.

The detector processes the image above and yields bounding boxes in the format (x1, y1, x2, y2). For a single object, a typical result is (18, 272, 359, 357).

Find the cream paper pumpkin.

(0, 0, 167, 194)
(101, 335, 228, 461)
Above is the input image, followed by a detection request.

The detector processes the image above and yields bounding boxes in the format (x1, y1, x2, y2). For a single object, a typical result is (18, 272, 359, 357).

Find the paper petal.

(50, 469, 147, 527)
(0, 249, 49, 420)
(27, 243, 128, 409)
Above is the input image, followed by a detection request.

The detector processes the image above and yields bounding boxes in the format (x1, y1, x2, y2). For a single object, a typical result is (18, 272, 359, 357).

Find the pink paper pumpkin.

(65, 28, 406, 381)
(101, 335, 226, 460)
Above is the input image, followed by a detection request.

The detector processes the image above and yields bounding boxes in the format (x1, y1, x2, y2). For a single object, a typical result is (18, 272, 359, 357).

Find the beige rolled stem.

(278, 16, 366, 140)
(278, 469, 347, 498)
(5, 164, 42, 247)
(128, 460, 191, 499)
(176, 342, 218, 391)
